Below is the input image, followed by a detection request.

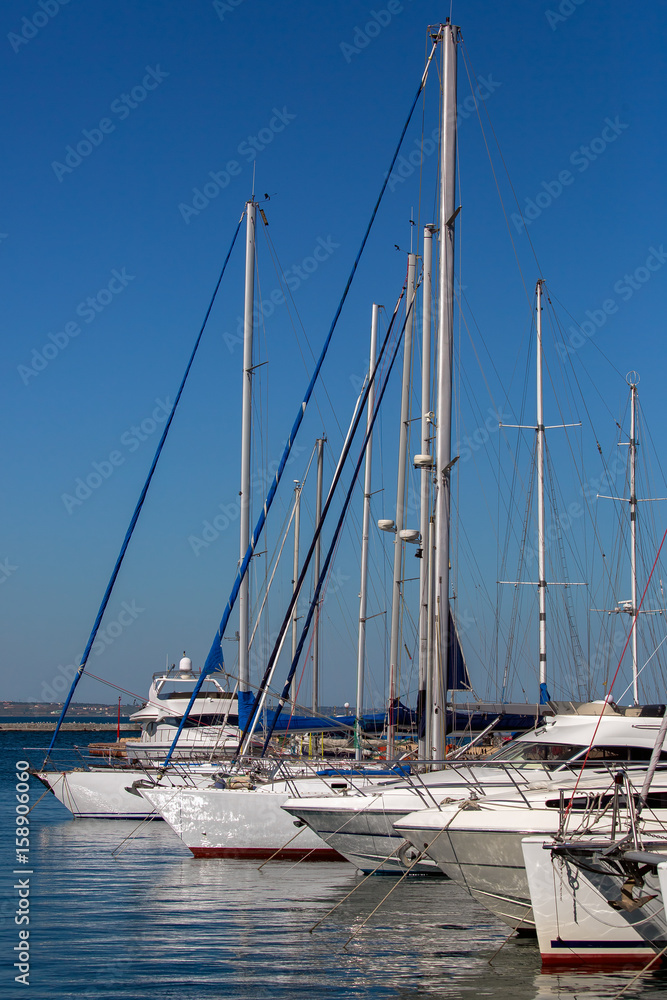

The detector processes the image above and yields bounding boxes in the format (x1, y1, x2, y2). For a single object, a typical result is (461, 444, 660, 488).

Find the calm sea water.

(3, 731, 667, 999)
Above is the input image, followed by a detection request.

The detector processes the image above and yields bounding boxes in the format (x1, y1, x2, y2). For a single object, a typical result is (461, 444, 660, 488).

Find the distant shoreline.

(0, 720, 141, 732)
(0, 702, 138, 719)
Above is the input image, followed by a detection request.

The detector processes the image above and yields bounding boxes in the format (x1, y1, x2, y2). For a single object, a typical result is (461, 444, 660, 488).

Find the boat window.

(546, 793, 613, 810)
(157, 689, 234, 700)
(644, 791, 667, 809)
(485, 741, 582, 767)
(585, 746, 667, 762)
(546, 791, 667, 811)
(486, 742, 667, 768)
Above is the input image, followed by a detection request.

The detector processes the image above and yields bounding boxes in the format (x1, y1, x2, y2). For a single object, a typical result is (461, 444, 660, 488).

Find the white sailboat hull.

(522, 836, 662, 967)
(141, 776, 381, 860)
(396, 806, 548, 927)
(34, 766, 218, 820)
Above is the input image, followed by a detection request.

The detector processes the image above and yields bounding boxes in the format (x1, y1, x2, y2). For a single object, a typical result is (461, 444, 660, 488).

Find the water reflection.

(4, 729, 667, 999)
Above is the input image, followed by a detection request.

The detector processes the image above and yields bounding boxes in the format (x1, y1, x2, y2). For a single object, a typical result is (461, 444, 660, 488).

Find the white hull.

(142, 775, 382, 860)
(523, 836, 664, 967)
(34, 766, 218, 819)
(282, 785, 456, 873)
(394, 769, 667, 930)
(283, 759, 588, 875)
(396, 808, 548, 927)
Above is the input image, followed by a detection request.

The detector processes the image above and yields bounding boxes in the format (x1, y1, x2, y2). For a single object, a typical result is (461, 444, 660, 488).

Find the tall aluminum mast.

(433, 21, 459, 761)
(239, 199, 256, 694)
(629, 377, 639, 702)
(418, 225, 435, 759)
(597, 372, 667, 704)
(536, 279, 548, 694)
(355, 304, 379, 761)
(312, 437, 325, 713)
(501, 280, 581, 703)
(387, 253, 417, 760)
(291, 481, 302, 663)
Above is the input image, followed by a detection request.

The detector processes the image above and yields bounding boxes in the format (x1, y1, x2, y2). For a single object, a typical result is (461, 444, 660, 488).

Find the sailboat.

(393, 377, 667, 927)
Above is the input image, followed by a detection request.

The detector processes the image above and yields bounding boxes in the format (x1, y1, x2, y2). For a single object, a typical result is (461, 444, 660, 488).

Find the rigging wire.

(46, 212, 245, 757)
(258, 285, 416, 752)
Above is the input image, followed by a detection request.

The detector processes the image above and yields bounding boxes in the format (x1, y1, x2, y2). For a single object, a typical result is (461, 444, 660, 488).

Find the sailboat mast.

(239, 199, 256, 694)
(433, 21, 458, 761)
(630, 378, 639, 703)
(356, 304, 379, 761)
(418, 225, 435, 759)
(536, 279, 548, 697)
(312, 437, 324, 713)
(387, 253, 417, 760)
(291, 481, 302, 662)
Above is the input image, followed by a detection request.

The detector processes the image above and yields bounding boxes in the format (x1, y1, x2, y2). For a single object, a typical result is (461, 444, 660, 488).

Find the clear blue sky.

(2, 0, 667, 710)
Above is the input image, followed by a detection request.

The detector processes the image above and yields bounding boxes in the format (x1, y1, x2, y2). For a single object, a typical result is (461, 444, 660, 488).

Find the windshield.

(485, 740, 583, 768)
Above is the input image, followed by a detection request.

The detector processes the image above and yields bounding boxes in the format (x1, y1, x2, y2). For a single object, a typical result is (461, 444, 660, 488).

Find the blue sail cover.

(237, 691, 415, 736)
(539, 681, 552, 704)
(237, 690, 356, 734)
(238, 690, 538, 739)
(446, 709, 540, 732)
(359, 700, 416, 732)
